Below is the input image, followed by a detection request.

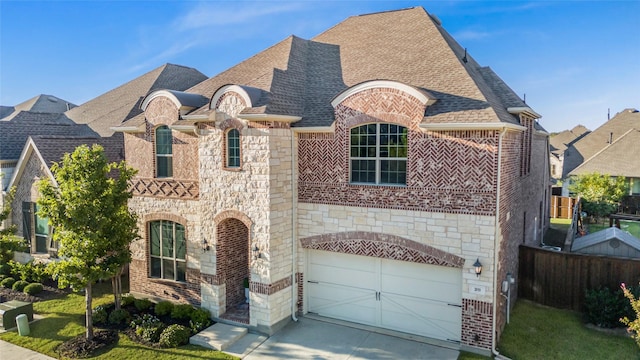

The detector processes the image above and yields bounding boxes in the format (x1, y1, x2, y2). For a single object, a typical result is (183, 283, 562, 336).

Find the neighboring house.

(563, 108, 640, 196)
(0, 94, 77, 121)
(7, 135, 124, 259)
(571, 227, 640, 258)
(2, 63, 208, 254)
(0, 112, 97, 191)
(113, 7, 550, 354)
(549, 125, 589, 180)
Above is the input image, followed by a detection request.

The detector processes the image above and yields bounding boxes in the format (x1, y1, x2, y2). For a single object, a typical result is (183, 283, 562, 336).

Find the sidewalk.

(0, 339, 56, 360)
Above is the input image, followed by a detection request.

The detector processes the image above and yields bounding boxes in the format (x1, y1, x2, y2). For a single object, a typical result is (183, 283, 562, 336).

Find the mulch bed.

(0, 280, 68, 303)
(56, 329, 119, 359)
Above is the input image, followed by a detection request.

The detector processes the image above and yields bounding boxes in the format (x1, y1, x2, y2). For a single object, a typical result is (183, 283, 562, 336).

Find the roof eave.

(238, 113, 302, 123)
(110, 125, 145, 133)
(508, 106, 542, 119)
(420, 122, 526, 131)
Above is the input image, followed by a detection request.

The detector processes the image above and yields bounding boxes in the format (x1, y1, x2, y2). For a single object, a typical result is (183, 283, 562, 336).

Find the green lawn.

(589, 220, 640, 238)
(498, 300, 638, 360)
(0, 281, 236, 359)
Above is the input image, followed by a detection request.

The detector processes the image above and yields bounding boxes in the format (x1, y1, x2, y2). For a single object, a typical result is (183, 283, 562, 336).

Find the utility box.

(16, 314, 30, 336)
(0, 300, 33, 330)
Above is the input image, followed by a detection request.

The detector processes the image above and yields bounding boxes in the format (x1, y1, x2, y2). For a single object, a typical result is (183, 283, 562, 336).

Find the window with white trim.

(155, 125, 173, 178)
(226, 129, 240, 168)
(350, 123, 408, 185)
(149, 220, 186, 282)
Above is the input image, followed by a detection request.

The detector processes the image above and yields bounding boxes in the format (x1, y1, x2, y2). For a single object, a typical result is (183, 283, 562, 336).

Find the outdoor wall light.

(202, 239, 210, 252)
(473, 258, 483, 277)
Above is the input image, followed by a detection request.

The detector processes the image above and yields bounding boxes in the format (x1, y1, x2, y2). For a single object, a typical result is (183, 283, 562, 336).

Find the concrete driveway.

(232, 317, 460, 360)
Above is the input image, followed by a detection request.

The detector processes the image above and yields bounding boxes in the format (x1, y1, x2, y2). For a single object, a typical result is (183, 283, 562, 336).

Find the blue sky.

(1, 0, 638, 133)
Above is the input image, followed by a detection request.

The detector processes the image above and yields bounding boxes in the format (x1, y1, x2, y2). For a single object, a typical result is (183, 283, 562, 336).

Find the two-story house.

(113, 7, 550, 354)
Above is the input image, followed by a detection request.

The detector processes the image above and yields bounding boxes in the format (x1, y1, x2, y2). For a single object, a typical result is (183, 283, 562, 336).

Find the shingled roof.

(7, 133, 125, 190)
(563, 108, 640, 177)
(66, 63, 207, 136)
(30, 133, 125, 168)
(569, 129, 640, 178)
(1, 94, 77, 120)
(171, 7, 534, 129)
(0, 111, 97, 161)
(549, 125, 590, 154)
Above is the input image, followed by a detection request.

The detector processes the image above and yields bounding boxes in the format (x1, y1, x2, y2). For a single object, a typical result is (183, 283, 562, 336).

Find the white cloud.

(176, 2, 303, 31)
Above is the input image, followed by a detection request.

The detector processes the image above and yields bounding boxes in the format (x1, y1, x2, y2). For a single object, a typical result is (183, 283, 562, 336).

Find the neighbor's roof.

(563, 108, 640, 177)
(30, 133, 125, 167)
(571, 226, 640, 252)
(158, 6, 537, 129)
(0, 111, 97, 161)
(549, 125, 590, 154)
(1, 94, 77, 120)
(66, 63, 207, 136)
(569, 129, 640, 177)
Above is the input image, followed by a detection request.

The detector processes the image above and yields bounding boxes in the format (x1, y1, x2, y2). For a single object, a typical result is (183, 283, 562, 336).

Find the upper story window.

(155, 125, 173, 178)
(226, 129, 241, 168)
(149, 220, 186, 282)
(350, 123, 407, 185)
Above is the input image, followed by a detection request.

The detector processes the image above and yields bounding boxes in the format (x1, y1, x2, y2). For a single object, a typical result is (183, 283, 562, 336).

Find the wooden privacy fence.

(551, 195, 576, 219)
(518, 245, 640, 312)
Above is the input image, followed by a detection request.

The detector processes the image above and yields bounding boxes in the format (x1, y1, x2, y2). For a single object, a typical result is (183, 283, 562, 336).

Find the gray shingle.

(66, 63, 207, 136)
(182, 7, 537, 128)
(0, 111, 97, 161)
(563, 108, 640, 177)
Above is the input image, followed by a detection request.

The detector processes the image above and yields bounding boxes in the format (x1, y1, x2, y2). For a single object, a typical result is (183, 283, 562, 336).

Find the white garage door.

(307, 250, 462, 343)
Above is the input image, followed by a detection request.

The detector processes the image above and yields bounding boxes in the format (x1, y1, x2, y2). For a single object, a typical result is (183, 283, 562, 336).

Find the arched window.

(350, 123, 407, 185)
(155, 125, 173, 178)
(149, 220, 186, 282)
(226, 128, 241, 168)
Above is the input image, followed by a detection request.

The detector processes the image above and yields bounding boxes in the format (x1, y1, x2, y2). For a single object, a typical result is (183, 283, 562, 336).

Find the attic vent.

(429, 13, 442, 26)
(609, 239, 620, 249)
(47, 96, 58, 103)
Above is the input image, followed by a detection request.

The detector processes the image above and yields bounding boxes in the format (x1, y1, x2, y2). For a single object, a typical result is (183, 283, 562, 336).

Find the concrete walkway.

(0, 339, 56, 360)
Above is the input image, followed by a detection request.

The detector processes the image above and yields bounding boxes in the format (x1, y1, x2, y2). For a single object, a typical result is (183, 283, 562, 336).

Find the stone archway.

(217, 218, 250, 310)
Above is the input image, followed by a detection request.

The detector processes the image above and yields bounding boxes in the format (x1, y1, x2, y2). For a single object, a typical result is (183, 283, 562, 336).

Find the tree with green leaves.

(621, 283, 640, 349)
(569, 172, 629, 219)
(37, 144, 138, 340)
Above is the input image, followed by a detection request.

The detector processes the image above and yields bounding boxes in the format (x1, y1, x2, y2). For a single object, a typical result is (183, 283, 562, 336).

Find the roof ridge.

(570, 128, 637, 175)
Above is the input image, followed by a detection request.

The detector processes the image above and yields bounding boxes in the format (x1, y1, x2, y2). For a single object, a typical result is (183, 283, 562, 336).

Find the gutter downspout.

(492, 127, 510, 359)
(291, 131, 298, 322)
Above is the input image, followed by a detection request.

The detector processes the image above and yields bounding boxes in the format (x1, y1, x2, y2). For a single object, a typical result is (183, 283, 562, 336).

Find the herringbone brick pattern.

(300, 231, 465, 268)
(298, 88, 499, 215)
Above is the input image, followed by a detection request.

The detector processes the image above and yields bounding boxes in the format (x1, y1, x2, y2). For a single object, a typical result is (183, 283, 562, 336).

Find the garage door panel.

(307, 250, 462, 343)
(381, 274, 461, 304)
(308, 282, 376, 325)
(309, 251, 377, 288)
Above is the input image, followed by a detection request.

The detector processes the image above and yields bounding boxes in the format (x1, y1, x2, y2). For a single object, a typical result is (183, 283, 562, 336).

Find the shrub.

(0, 263, 11, 275)
(131, 314, 165, 343)
(93, 305, 109, 324)
(121, 294, 135, 307)
(1, 277, 16, 288)
(159, 324, 191, 348)
(189, 307, 211, 333)
(134, 298, 153, 311)
(12, 280, 29, 292)
(23, 282, 43, 295)
(108, 308, 130, 325)
(171, 304, 194, 320)
(0, 274, 6, 281)
(154, 301, 174, 317)
(584, 286, 637, 328)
